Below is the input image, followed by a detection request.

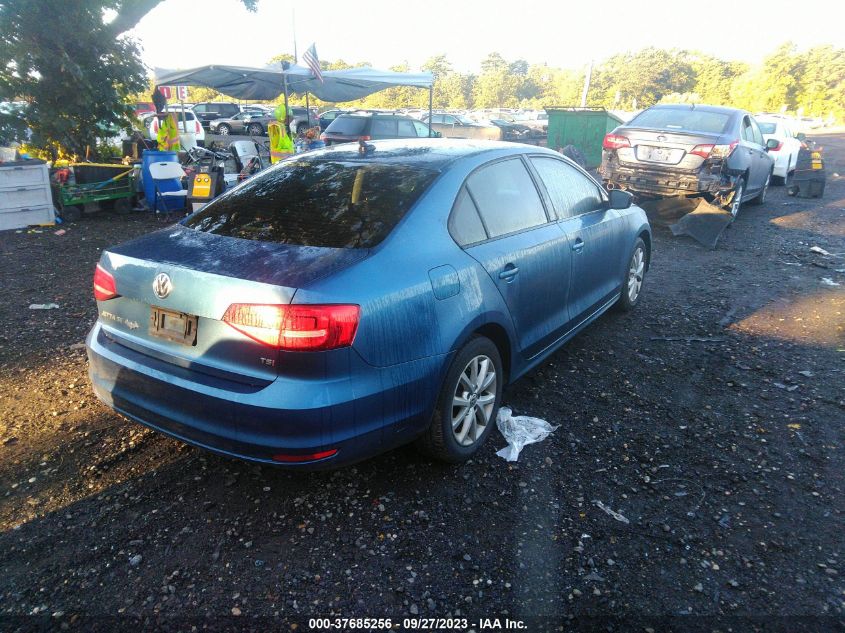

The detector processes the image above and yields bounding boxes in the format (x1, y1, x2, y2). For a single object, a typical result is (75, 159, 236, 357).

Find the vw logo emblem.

(152, 273, 172, 299)
(656, 135, 667, 142)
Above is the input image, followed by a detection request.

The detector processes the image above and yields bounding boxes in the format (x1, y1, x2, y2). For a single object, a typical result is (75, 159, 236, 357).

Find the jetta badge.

(152, 273, 172, 299)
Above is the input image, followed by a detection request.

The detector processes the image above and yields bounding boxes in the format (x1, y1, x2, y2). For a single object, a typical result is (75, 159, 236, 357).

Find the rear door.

(740, 116, 768, 193)
(461, 157, 572, 357)
(370, 117, 398, 139)
(531, 156, 624, 323)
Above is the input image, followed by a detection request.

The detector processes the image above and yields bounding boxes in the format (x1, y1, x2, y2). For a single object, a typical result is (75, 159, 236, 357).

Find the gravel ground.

(0, 134, 843, 632)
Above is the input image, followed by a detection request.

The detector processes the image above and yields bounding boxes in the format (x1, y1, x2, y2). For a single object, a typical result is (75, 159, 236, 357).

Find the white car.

(148, 109, 206, 147)
(756, 115, 802, 184)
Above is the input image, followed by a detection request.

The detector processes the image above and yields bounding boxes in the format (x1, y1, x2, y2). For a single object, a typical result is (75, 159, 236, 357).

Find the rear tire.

(416, 336, 503, 463)
(749, 171, 771, 206)
(726, 177, 745, 220)
(615, 238, 647, 312)
(247, 123, 264, 136)
(216, 124, 231, 136)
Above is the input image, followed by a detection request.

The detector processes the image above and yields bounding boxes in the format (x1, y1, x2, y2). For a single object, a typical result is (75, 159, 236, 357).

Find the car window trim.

(527, 154, 608, 220)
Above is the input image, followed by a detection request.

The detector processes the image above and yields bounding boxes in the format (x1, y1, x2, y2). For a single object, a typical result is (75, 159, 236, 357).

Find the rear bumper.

(86, 323, 447, 469)
(601, 155, 734, 198)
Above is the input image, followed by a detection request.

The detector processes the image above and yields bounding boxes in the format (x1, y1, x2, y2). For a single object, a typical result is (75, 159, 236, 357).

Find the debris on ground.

(821, 277, 841, 286)
(28, 303, 60, 310)
(592, 500, 631, 525)
(495, 406, 558, 462)
(668, 198, 734, 248)
(810, 245, 832, 256)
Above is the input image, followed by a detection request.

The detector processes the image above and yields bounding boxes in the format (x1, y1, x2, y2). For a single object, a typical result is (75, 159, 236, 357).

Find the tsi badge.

(153, 272, 172, 299)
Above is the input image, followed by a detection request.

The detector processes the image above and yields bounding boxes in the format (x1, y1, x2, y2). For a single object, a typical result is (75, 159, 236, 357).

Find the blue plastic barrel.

(141, 150, 181, 212)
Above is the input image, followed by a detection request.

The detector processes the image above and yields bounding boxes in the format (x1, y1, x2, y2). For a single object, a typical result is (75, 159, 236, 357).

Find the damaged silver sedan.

(599, 104, 777, 218)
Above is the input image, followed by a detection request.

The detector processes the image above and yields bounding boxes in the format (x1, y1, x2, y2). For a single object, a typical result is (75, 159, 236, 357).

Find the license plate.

(638, 145, 676, 163)
(150, 307, 198, 346)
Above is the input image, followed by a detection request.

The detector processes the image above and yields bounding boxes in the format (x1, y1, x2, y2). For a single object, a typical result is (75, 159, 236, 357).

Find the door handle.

(572, 239, 585, 253)
(498, 264, 519, 281)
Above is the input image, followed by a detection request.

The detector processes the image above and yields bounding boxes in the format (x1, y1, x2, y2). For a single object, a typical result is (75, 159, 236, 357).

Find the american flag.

(303, 44, 323, 83)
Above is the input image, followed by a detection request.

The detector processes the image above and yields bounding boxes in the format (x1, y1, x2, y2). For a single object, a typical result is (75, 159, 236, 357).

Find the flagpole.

(292, 8, 298, 62)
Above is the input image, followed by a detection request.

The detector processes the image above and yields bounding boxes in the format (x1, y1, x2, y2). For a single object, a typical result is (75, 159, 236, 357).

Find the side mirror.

(766, 138, 780, 151)
(608, 188, 633, 210)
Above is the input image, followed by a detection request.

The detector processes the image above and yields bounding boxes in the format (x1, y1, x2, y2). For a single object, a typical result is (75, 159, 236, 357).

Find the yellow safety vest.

(268, 122, 294, 164)
(157, 114, 181, 152)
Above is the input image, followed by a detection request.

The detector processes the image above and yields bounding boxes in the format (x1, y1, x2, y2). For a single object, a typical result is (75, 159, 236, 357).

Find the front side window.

(184, 159, 438, 249)
(466, 158, 547, 238)
(531, 157, 604, 219)
(413, 121, 431, 137)
(397, 120, 417, 137)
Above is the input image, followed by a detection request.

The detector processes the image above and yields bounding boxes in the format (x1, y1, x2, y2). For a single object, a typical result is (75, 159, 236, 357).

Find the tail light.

(690, 140, 738, 159)
(359, 135, 371, 141)
(195, 120, 201, 133)
(319, 132, 327, 141)
(222, 304, 360, 351)
(93, 263, 118, 301)
(602, 134, 630, 150)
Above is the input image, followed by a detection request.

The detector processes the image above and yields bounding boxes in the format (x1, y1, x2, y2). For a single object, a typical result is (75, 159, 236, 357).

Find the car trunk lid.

(96, 225, 368, 384)
(615, 128, 723, 171)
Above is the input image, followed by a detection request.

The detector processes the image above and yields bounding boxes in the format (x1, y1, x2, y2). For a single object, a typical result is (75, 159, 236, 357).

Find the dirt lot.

(1, 135, 843, 632)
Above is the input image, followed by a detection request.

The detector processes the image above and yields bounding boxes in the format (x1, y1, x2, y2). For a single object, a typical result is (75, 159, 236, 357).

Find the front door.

(457, 158, 572, 356)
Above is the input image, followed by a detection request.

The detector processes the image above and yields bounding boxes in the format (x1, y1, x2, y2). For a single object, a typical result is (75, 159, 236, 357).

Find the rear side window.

(371, 118, 398, 137)
(449, 188, 487, 246)
(185, 159, 438, 248)
(630, 108, 731, 134)
(466, 158, 547, 238)
(326, 116, 368, 135)
(397, 120, 417, 137)
(413, 121, 431, 137)
(531, 157, 604, 219)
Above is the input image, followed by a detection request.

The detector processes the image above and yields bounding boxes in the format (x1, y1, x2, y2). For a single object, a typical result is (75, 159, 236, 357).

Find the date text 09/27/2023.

(308, 617, 527, 630)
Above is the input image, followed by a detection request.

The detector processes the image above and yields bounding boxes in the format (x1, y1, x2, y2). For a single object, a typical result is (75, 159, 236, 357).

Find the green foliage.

(0, 0, 147, 156)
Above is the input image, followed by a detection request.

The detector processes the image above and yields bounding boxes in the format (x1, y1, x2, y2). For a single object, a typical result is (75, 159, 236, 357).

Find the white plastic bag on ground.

(495, 406, 559, 462)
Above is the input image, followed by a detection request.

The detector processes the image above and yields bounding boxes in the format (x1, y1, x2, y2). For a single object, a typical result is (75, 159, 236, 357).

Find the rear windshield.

(326, 116, 368, 135)
(184, 159, 438, 248)
(757, 122, 777, 134)
(630, 108, 731, 134)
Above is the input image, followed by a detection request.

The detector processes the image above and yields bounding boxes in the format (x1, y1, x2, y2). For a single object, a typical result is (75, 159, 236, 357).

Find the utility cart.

(56, 165, 136, 222)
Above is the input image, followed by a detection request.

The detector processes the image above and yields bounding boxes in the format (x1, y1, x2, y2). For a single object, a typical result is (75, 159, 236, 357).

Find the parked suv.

(289, 106, 319, 135)
(192, 102, 241, 129)
(600, 104, 776, 217)
(321, 112, 437, 146)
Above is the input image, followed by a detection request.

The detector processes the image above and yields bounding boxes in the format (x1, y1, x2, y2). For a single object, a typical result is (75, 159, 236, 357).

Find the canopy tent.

(154, 64, 433, 104)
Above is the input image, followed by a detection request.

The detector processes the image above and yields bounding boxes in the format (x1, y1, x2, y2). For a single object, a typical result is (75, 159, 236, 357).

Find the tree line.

(269, 44, 843, 121)
(1, 0, 841, 158)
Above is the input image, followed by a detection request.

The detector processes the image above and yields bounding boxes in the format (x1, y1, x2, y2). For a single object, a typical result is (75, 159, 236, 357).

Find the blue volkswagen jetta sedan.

(87, 139, 651, 468)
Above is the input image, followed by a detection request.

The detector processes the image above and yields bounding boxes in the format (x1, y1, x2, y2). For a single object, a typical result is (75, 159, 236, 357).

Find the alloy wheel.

(628, 246, 645, 303)
(451, 355, 497, 447)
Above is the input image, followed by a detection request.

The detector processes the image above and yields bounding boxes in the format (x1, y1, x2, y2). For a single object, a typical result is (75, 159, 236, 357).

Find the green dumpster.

(545, 107, 624, 170)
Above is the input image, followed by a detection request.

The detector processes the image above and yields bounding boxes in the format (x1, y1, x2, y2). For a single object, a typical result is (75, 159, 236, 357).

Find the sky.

(131, 0, 845, 75)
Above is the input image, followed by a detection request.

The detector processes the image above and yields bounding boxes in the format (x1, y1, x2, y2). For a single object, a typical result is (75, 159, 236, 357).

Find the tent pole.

(428, 85, 433, 137)
(305, 91, 310, 131)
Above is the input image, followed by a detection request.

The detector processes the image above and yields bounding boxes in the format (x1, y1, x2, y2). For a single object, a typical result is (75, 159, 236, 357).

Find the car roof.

(646, 103, 746, 115)
(306, 138, 559, 170)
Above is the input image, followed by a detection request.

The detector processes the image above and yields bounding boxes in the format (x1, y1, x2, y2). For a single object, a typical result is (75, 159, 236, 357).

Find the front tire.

(416, 336, 503, 463)
(216, 124, 231, 136)
(616, 238, 647, 312)
(247, 123, 264, 136)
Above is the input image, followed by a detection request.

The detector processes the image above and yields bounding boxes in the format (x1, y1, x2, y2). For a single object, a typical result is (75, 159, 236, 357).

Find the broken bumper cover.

(601, 159, 734, 198)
